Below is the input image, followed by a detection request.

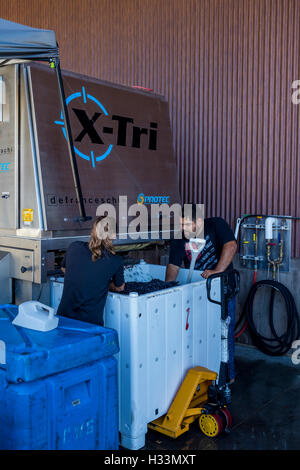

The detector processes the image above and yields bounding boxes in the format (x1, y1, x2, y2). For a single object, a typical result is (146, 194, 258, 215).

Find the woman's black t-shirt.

(57, 241, 124, 326)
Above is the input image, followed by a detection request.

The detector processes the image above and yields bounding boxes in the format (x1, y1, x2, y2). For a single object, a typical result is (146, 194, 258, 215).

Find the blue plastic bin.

(0, 305, 119, 450)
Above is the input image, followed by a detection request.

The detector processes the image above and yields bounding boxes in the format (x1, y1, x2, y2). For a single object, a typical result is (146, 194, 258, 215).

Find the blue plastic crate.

(0, 304, 119, 450)
(0, 304, 119, 383)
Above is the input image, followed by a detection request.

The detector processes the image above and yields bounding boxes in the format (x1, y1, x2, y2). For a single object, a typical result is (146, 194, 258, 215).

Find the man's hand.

(201, 269, 221, 279)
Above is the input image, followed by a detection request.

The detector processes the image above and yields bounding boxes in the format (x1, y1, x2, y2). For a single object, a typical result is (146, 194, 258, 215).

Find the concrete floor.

(143, 344, 300, 450)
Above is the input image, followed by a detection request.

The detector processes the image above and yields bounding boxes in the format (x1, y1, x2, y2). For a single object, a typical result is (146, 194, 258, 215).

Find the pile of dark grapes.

(120, 279, 179, 296)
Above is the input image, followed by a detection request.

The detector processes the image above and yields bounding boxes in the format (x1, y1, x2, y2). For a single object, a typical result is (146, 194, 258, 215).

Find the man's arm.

(165, 263, 180, 282)
(201, 240, 237, 279)
(165, 239, 185, 282)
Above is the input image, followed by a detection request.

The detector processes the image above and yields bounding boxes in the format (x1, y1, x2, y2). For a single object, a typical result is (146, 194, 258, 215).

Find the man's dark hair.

(182, 203, 203, 223)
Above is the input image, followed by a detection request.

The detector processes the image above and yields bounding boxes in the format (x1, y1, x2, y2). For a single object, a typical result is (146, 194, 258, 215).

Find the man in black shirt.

(165, 204, 237, 381)
(166, 211, 237, 282)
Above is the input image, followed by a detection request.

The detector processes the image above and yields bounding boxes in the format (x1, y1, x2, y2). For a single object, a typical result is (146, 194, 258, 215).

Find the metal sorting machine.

(0, 61, 180, 304)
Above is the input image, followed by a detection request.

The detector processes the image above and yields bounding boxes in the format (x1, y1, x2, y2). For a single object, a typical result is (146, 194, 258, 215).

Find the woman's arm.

(109, 281, 125, 292)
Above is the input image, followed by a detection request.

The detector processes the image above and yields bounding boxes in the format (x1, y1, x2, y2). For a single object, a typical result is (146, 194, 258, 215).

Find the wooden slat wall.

(1, 0, 299, 255)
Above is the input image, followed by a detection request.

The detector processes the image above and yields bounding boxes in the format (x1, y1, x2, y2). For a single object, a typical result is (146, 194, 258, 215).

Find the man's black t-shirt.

(57, 241, 124, 326)
(169, 217, 236, 271)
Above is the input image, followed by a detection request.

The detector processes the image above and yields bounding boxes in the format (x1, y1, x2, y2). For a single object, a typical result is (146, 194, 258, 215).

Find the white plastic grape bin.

(50, 261, 221, 450)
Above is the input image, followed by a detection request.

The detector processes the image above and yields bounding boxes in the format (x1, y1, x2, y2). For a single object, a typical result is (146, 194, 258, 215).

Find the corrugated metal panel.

(1, 0, 299, 255)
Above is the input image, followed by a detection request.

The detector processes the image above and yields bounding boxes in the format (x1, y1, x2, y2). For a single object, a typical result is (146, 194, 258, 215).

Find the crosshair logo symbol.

(54, 86, 113, 168)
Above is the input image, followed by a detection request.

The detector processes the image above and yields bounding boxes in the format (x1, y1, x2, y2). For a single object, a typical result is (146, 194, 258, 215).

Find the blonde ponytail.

(88, 216, 116, 261)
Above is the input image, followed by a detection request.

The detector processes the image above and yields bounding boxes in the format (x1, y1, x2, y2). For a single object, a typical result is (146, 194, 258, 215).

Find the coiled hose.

(235, 280, 299, 356)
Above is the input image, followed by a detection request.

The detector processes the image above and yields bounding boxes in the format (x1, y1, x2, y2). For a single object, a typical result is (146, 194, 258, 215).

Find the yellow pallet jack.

(148, 366, 232, 438)
(149, 270, 240, 440)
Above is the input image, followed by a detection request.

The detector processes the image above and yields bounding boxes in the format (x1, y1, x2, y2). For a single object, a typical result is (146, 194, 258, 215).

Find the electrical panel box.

(239, 216, 291, 273)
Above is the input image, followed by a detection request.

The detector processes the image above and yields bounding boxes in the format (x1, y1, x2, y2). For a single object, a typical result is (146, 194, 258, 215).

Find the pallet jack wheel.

(219, 407, 232, 430)
(199, 412, 224, 437)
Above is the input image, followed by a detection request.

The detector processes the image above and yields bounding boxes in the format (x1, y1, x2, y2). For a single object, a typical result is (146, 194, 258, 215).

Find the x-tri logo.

(55, 86, 158, 168)
(73, 108, 105, 144)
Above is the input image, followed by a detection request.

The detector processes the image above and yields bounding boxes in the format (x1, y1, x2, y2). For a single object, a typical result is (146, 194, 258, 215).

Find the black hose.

(241, 280, 299, 356)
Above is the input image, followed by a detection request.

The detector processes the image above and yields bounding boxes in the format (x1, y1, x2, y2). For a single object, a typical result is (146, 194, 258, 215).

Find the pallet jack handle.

(206, 270, 240, 320)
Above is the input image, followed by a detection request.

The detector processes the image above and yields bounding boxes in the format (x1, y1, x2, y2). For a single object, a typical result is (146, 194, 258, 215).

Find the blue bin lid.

(0, 305, 119, 383)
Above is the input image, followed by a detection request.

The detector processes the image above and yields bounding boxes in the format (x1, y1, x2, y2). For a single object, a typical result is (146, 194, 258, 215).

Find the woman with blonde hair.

(57, 216, 124, 325)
